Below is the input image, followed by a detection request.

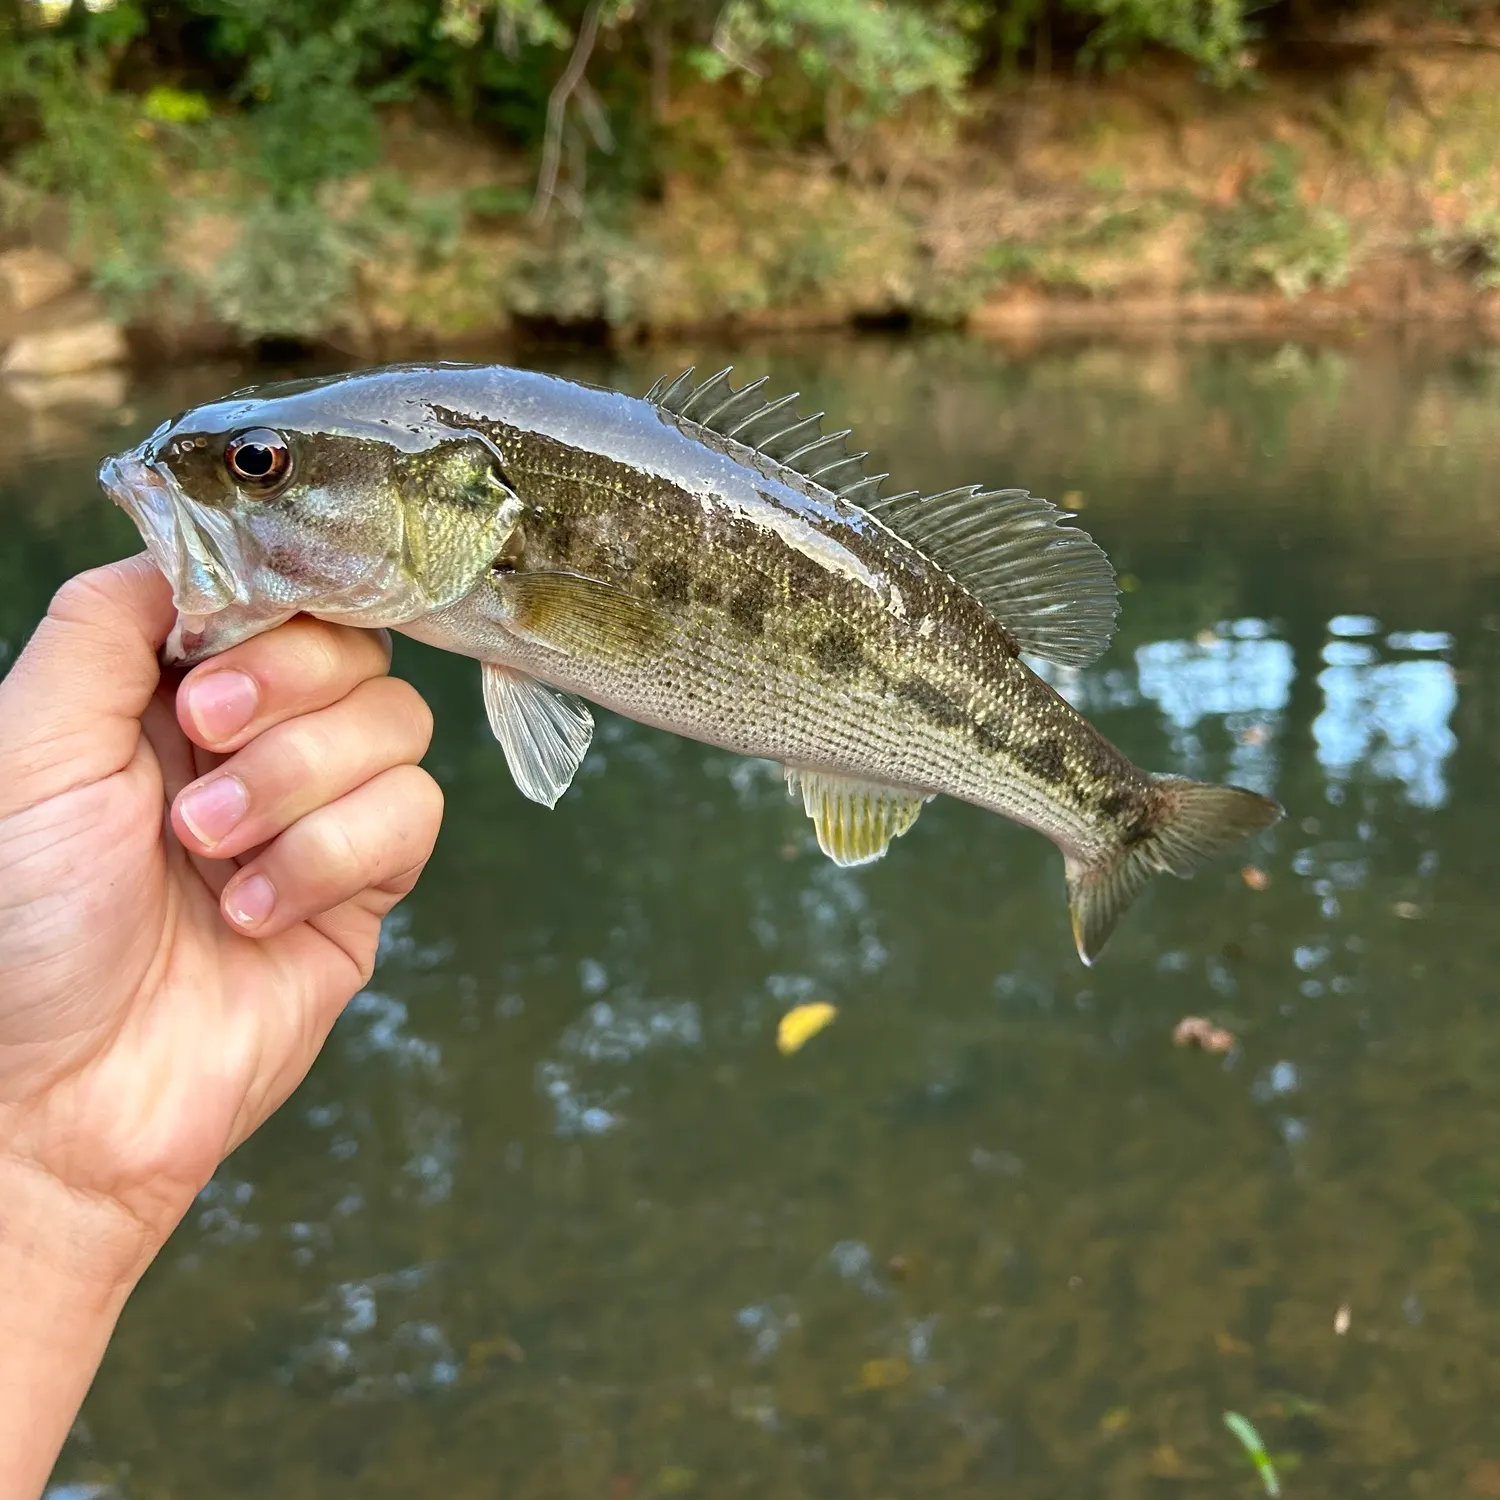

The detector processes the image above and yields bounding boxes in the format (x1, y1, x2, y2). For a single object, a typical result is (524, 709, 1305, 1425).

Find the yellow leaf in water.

(857, 1357, 910, 1390)
(1467, 1458, 1500, 1496)
(777, 1002, 838, 1055)
(1149, 1444, 1186, 1478)
(656, 1466, 697, 1495)
(1215, 1331, 1254, 1356)
(1099, 1406, 1131, 1434)
(463, 1334, 525, 1373)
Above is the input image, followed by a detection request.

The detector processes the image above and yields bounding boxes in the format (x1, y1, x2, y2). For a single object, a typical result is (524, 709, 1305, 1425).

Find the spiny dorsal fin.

(646, 368, 1119, 669)
(871, 488, 1119, 669)
(646, 366, 889, 504)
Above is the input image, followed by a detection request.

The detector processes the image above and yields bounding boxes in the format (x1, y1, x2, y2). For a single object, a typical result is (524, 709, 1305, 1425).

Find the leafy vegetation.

(1423, 206, 1500, 290)
(1195, 146, 1353, 298)
(0, 0, 1487, 341)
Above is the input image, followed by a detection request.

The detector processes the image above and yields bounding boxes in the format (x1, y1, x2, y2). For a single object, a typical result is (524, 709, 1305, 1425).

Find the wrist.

(0, 1155, 159, 1500)
(0, 1150, 164, 1297)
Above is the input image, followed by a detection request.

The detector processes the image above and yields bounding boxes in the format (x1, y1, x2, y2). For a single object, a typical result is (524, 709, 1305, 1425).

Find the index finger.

(176, 617, 394, 754)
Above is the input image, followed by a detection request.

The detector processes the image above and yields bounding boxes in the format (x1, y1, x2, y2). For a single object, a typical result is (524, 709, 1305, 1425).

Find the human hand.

(0, 555, 443, 1496)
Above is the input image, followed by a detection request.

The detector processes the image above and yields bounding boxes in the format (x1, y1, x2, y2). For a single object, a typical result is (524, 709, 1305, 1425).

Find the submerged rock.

(0, 248, 76, 314)
(1, 317, 128, 377)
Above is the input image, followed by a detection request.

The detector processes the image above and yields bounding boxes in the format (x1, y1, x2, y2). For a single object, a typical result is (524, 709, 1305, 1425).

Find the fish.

(98, 362, 1282, 964)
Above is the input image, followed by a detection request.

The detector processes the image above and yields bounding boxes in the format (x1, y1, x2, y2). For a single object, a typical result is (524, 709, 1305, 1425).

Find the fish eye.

(225, 429, 292, 491)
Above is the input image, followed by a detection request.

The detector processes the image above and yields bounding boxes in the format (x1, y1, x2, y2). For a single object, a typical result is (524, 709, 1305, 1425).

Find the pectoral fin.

(785, 769, 930, 866)
(481, 663, 594, 808)
(487, 570, 664, 667)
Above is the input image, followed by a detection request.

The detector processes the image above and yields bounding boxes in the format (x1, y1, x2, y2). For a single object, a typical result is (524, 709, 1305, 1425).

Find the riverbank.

(7, 9, 1500, 371)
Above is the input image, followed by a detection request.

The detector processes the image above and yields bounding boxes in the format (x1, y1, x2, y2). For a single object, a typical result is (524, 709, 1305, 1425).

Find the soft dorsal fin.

(646, 366, 887, 499)
(645, 368, 1119, 669)
(870, 488, 1118, 669)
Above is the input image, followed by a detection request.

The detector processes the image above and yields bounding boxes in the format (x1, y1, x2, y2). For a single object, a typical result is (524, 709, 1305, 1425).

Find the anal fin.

(786, 769, 930, 866)
(482, 663, 594, 808)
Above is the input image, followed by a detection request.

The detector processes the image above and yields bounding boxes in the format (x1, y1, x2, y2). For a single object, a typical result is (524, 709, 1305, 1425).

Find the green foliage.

(1423, 207, 1500, 290)
(434, 0, 569, 49)
(359, 174, 467, 262)
(504, 213, 654, 327)
(141, 85, 212, 124)
(208, 177, 468, 339)
(974, 199, 1170, 301)
(208, 196, 363, 340)
(772, 217, 851, 298)
(692, 0, 979, 118)
(1196, 146, 1352, 298)
(1075, 0, 1251, 85)
(204, 0, 434, 198)
(463, 182, 534, 219)
(0, 30, 194, 308)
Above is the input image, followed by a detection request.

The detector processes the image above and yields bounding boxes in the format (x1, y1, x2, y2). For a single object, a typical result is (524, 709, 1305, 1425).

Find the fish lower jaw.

(163, 612, 215, 666)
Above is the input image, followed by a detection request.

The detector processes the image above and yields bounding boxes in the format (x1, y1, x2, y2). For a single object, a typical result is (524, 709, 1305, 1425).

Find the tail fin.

(1065, 777, 1282, 966)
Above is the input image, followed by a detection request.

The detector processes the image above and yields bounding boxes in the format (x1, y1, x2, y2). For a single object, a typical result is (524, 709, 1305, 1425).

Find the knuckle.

(303, 810, 365, 885)
(212, 617, 334, 693)
(407, 770, 445, 845)
(293, 625, 347, 690)
(417, 768, 445, 822)
(266, 714, 340, 791)
(350, 677, 433, 757)
(389, 680, 435, 751)
(47, 568, 114, 625)
(378, 768, 443, 863)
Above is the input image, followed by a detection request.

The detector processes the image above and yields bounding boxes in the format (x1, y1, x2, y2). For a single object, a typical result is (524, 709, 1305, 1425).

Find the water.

(4, 334, 1500, 1496)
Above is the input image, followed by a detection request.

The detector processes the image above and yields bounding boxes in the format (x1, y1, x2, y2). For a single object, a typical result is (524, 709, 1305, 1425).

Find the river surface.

(4, 333, 1500, 1498)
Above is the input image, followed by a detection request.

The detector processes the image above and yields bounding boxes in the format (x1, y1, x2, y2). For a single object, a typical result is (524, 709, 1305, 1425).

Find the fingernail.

(178, 775, 248, 848)
(184, 670, 258, 743)
(226, 874, 275, 930)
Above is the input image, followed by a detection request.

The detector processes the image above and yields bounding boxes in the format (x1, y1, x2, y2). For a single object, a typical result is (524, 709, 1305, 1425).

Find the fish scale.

(99, 360, 1282, 964)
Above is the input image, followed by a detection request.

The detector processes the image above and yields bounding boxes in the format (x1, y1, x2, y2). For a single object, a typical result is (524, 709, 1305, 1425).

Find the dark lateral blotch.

(729, 581, 771, 636)
(973, 717, 1010, 756)
(1016, 736, 1066, 782)
(896, 676, 966, 728)
(1097, 788, 1131, 819)
(811, 623, 865, 676)
(648, 558, 692, 606)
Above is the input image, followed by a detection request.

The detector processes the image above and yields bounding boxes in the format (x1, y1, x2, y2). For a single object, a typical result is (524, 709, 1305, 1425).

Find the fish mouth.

(98, 447, 249, 618)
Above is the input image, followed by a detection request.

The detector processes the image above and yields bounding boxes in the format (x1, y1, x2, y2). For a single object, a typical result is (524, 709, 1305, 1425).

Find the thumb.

(0, 554, 176, 819)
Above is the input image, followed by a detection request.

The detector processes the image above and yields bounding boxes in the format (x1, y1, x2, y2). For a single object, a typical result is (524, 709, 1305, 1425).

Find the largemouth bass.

(98, 363, 1281, 963)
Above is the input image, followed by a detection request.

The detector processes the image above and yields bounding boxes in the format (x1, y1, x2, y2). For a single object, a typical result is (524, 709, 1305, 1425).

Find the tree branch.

(531, 0, 607, 224)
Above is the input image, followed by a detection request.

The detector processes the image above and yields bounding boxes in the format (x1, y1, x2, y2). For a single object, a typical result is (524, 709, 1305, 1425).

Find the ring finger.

(219, 764, 443, 939)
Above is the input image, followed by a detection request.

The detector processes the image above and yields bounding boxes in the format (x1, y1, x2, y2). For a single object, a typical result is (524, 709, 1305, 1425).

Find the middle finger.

(171, 674, 433, 860)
